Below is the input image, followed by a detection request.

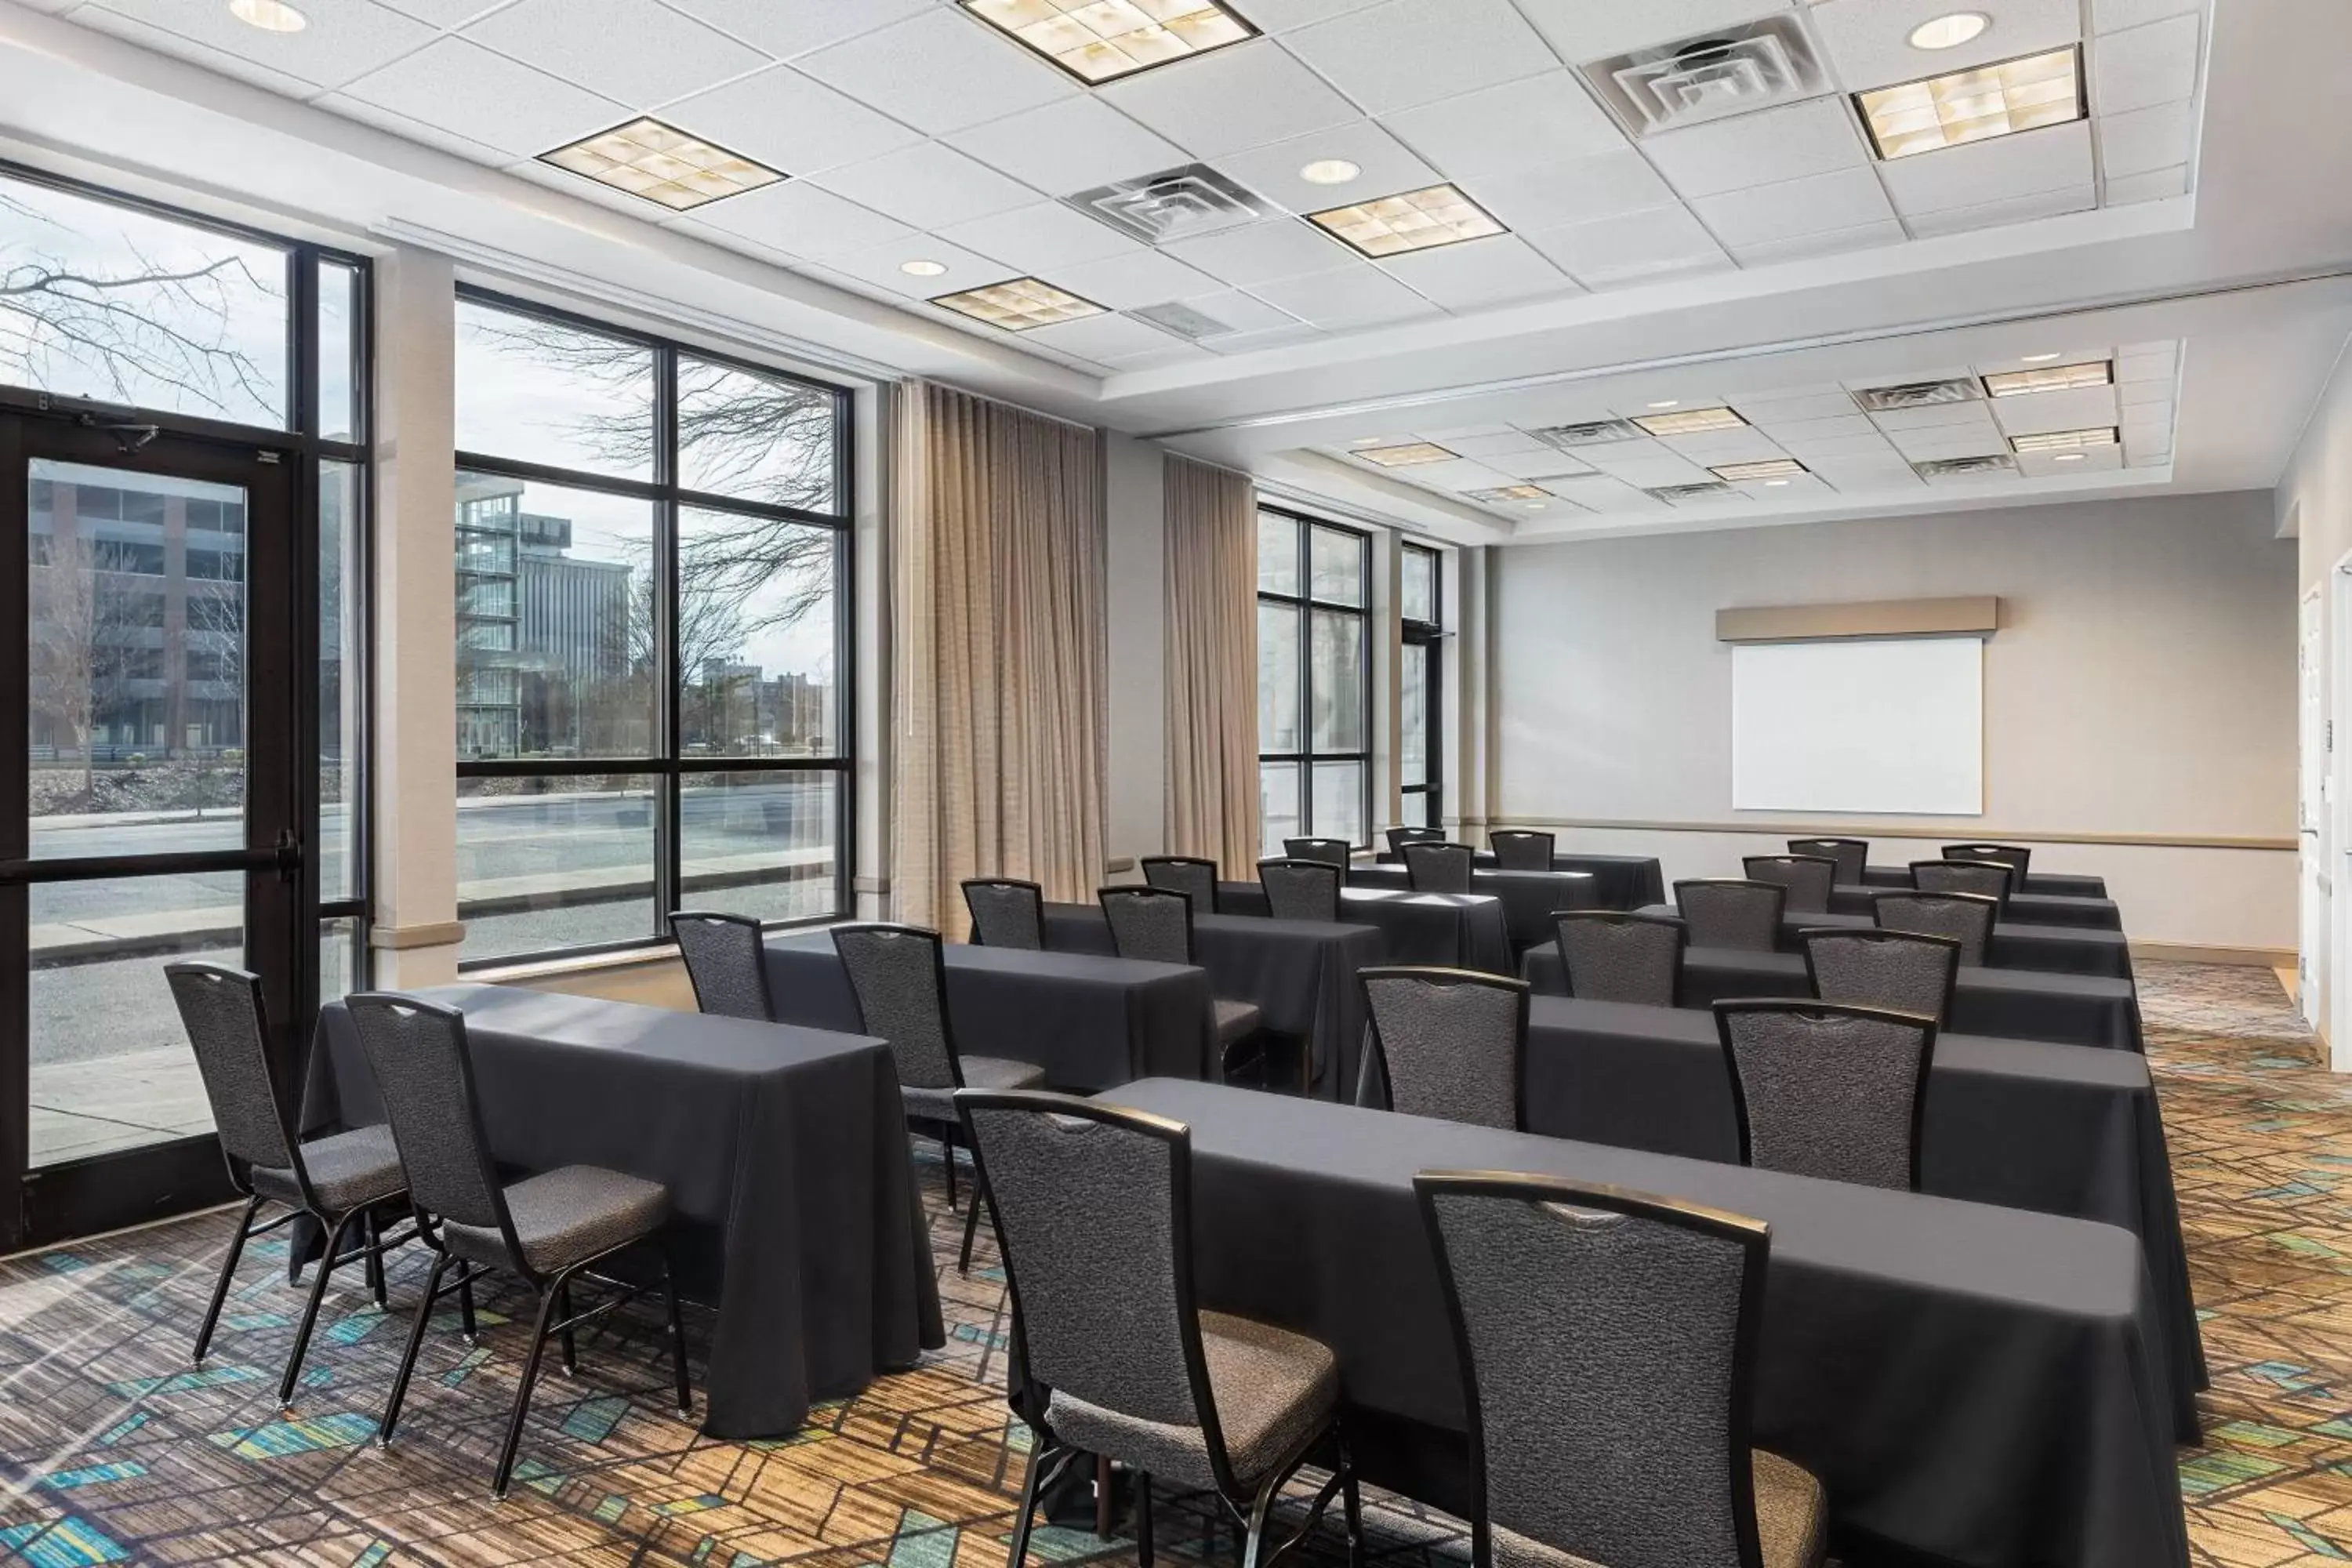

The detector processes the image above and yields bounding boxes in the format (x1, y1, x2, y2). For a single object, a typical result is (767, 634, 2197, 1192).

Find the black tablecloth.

(1040, 904, 1381, 1096)
(1638, 902, 2134, 978)
(1378, 851, 1666, 909)
(763, 933, 1212, 1091)
(1519, 994, 2201, 1437)
(1098, 1078, 2187, 1568)
(1829, 882, 2123, 931)
(307, 985, 942, 1439)
(1523, 943, 2147, 1051)
(1866, 862, 2110, 899)
(1216, 881, 1512, 973)
(1348, 864, 1597, 953)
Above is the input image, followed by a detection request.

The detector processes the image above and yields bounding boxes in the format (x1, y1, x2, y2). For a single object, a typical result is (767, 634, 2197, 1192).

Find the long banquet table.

(1379, 849, 1667, 909)
(1865, 862, 2109, 899)
(1828, 881, 2123, 930)
(762, 933, 1213, 1091)
(1214, 880, 1512, 973)
(1097, 1078, 2187, 1568)
(307, 985, 943, 1438)
(1347, 863, 1597, 953)
(1634, 901, 2134, 978)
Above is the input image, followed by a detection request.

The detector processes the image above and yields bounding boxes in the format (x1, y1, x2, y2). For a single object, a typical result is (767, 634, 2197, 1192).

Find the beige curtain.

(1163, 455, 1259, 875)
(890, 381, 1108, 935)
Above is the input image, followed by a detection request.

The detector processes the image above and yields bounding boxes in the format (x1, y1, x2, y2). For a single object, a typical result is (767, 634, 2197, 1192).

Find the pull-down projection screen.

(1731, 637, 1984, 815)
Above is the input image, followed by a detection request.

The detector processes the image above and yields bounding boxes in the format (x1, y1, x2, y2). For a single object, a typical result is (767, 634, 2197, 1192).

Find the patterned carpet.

(0, 960, 2346, 1566)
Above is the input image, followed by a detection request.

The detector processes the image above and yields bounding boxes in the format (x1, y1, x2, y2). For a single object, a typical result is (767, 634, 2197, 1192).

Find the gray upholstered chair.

(1284, 837, 1353, 870)
(833, 923, 1044, 1272)
(1944, 842, 2031, 882)
(1673, 879, 1787, 953)
(1403, 840, 1476, 894)
(1741, 855, 1838, 915)
(1487, 829, 1555, 872)
(1713, 999, 1938, 1192)
(1871, 890, 2000, 967)
(1355, 967, 1530, 1130)
(167, 962, 413, 1405)
(1099, 887, 1266, 1077)
(1787, 837, 1867, 886)
(1802, 928, 1962, 1025)
(1258, 857, 1341, 924)
(957, 1090, 1361, 1568)
(1911, 858, 2013, 905)
(1142, 855, 1222, 913)
(1386, 825, 1445, 857)
(1414, 1171, 1825, 1568)
(350, 993, 689, 1498)
(963, 878, 1046, 950)
(668, 910, 774, 1021)
(1552, 911, 1687, 1007)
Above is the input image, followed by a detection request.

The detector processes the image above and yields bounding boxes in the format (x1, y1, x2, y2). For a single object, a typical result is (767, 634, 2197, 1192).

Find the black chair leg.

(1240, 1472, 1282, 1568)
(194, 1195, 260, 1367)
(378, 1250, 450, 1448)
(492, 1279, 565, 1499)
(1339, 1432, 1363, 1568)
(1094, 1454, 1113, 1540)
(659, 1243, 692, 1417)
(458, 1267, 478, 1343)
(363, 1207, 387, 1309)
(1135, 1471, 1154, 1568)
(942, 1129, 960, 1210)
(279, 1209, 359, 1408)
(958, 1193, 983, 1273)
(1006, 1439, 1069, 1568)
(557, 1281, 578, 1376)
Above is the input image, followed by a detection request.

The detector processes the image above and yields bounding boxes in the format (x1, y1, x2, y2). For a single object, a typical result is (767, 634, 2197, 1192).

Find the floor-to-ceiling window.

(1400, 542, 1443, 832)
(451, 292, 851, 967)
(1258, 505, 1370, 854)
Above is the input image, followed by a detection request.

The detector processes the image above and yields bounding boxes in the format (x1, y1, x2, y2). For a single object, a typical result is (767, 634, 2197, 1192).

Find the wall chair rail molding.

(1715, 596, 2002, 643)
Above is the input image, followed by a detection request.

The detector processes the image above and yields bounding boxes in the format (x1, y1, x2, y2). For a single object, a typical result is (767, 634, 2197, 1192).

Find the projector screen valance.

(1731, 637, 1984, 815)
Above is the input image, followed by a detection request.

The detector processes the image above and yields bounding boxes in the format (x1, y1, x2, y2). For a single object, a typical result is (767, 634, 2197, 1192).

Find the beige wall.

(1494, 492, 2297, 951)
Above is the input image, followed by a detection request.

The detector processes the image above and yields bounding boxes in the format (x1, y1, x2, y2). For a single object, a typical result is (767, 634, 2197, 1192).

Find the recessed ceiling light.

(1635, 405, 1746, 436)
(1983, 359, 2113, 397)
(960, 0, 1258, 85)
(230, 0, 307, 30)
(1467, 485, 1552, 503)
(1307, 184, 1507, 259)
(1907, 12, 1989, 50)
(1856, 46, 2084, 161)
(1356, 443, 1458, 468)
(541, 118, 786, 211)
(2011, 426, 2118, 453)
(1764, 478, 1791, 487)
(1523, 502, 1547, 510)
(2053, 452, 2085, 462)
(931, 277, 1105, 332)
(1710, 458, 1808, 482)
(900, 260, 949, 278)
(1646, 400, 1679, 409)
(1299, 158, 1362, 186)
(2021, 352, 2063, 363)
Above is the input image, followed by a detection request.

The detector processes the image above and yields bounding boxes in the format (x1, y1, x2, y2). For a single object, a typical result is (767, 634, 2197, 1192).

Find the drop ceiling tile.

(1734, 472, 1834, 500)
(824, 237, 1008, 298)
(1515, 0, 1793, 64)
(1414, 425, 1517, 440)
(2097, 98, 2195, 177)
(1887, 430, 2009, 459)
(1809, 0, 2082, 89)
(1600, 456, 1717, 485)
(688, 177, 916, 258)
(1438, 431, 1548, 458)
(1657, 429, 1786, 461)
(1803, 456, 1921, 484)
(1489, 450, 1599, 480)
(1205, 325, 1334, 353)
(1051, 249, 1227, 310)
(1991, 385, 2122, 434)
(1642, 98, 1871, 201)
(1573, 437, 1674, 472)
(80, 0, 435, 91)
(1249, 263, 1440, 327)
(1904, 183, 2096, 238)
(1740, 393, 1864, 423)
(1461, 151, 1677, 232)
(1378, 71, 1627, 180)
(1730, 220, 1907, 267)
(1099, 342, 1221, 371)
(1376, 458, 1515, 491)
(2016, 446, 2124, 477)
(2092, 0, 2200, 31)
(1522, 205, 1730, 285)
(1878, 120, 2093, 214)
(2118, 379, 2171, 408)
(1284, 0, 1557, 116)
(796, 8, 1074, 136)
(1211, 122, 1440, 214)
(2104, 164, 2188, 204)
(662, 66, 922, 176)
(1870, 402, 1997, 433)
(808, 142, 1037, 230)
(948, 97, 1188, 197)
(338, 37, 626, 158)
(1690, 165, 1894, 245)
(2093, 14, 2200, 114)
(1163, 219, 1356, 287)
(1022, 312, 1189, 361)
(463, 0, 766, 107)
(1171, 291, 1306, 336)
(1241, 0, 1392, 31)
(1376, 235, 1571, 310)
(937, 202, 1143, 274)
(2118, 347, 2178, 381)
(661, 0, 931, 61)
(1779, 433, 1904, 459)
(1749, 412, 1875, 441)
(74, 7, 339, 97)
(371, 0, 500, 21)
(1098, 39, 1359, 161)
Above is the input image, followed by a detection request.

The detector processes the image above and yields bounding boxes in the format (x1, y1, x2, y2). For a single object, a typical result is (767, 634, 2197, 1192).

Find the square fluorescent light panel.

(2009, 426, 2118, 452)
(962, 0, 1257, 84)
(542, 118, 784, 211)
(1633, 406, 1746, 436)
(1353, 442, 1457, 467)
(1857, 47, 2083, 160)
(1466, 485, 1552, 503)
(1709, 458, 1808, 481)
(1982, 360, 2114, 397)
(1308, 185, 1507, 259)
(931, 278, 1105, 330)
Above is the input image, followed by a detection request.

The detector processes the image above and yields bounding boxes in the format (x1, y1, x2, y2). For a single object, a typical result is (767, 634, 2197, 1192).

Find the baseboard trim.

(2130, 942, 2296, 967)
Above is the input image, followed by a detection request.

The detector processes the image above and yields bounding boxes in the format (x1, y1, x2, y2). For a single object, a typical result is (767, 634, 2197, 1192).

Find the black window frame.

(451, 287, 855, 969)
(1400, 542, 1443, 833)
(1257, 503, 1372, 851)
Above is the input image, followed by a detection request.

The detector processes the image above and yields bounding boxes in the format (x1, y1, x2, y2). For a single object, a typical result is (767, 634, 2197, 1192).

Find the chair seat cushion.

(1044, 1309, 1338, 1493)
(1486, 1449, 1826, 1568)
(903, 1057, 1047, 1120)
(443, 1165, 670, 1276)
(1213, 999, 1262, 1047)
(250, 1124, 405, 1214)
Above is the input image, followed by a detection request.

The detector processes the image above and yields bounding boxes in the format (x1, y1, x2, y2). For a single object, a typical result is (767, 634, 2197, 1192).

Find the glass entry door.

(1, 415, 303, 1250)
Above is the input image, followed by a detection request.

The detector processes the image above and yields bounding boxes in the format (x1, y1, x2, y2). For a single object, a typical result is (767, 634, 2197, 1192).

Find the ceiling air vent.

(1852, 379, 1984, 412)
(1066, 165, 1270, 245)
(1530, 419, 1646, 448)
(1127, 301, 1231, 341)
(1580, 14, 1828, 139)
(1646, 481, 1736, 503)
(1914, 454, 2018, 480)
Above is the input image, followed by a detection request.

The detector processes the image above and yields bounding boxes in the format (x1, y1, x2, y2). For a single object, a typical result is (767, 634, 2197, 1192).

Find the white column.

(1371, 529, 1401, 837)
(1448, 544, 1492, 841)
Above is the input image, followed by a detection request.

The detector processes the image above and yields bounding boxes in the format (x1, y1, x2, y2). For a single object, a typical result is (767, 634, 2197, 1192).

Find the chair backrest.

(1714, 1000, 1937, 1191)
(1416, 1172, 1773, 1568)
(1258, 857, 1341, 924)
(1786, 837, 1867, 885)
(1487, 829, 1555, 872)
(1802, 928, 1962, 1025)
(1386, 826, 1446, 856)
(1284, 837, 1352, 870)
(1098, 885, 1195, 965)
(1671, 879, 1786, 953)
(832, 924, 962, 1092)
(1359, 967, 1530, 1131)
(667, 910, 774, 1021)
(1140, 856, 1221, 913)
(346, 993, 517, 1249)
(1911, 858, 2013, 905)
(1740, 854, 1837, 915)
(957, 1091, 1238, 1490)
(1552, 912, 1686, 1007)
(962, 878, 1045, 951)
(1944, 842, 2031, 880)
(1403, 840, 1476, 894)
(1871, 890, 1999, 967)
(165, 962, 299, 1186)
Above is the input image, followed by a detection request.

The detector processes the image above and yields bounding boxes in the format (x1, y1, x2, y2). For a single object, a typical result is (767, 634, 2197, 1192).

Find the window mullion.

(655, 343, 680, 938)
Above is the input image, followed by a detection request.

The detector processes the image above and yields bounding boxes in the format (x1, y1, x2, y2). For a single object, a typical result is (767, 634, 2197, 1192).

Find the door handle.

(274, 829, 303, 884)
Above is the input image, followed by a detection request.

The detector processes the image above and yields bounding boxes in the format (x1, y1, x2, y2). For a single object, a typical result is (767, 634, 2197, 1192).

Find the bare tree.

(31, 532, 143, 803)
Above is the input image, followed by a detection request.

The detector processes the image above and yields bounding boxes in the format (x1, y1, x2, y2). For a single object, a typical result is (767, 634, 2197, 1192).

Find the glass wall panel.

(1309, 608, 1365, 753)
(679, 771, 839, 923)
(320, 459, 360, 902)
(677, 508, 838, 759)
(317, 260, 361, 444)
(456, 774, 658, 964)
(1312, 760, 1365, 850)
(1258, 601, 1299, 753)
(677, 357, 840, 514)
(454, 299, 655, 480)
(1401, 545, 1436, 624)
(1260, 760, 1301, 858)
(1308, 524, 1364, 607)
(1256, 510, 1298, 596)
